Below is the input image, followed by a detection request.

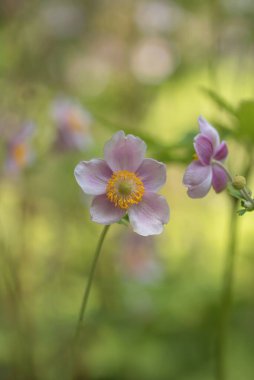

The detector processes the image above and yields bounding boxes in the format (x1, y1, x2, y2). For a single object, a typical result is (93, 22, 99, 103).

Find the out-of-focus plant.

(3, 122, 36, 176)
(51, 98, 93, 152)
(118, 232, 163, 284)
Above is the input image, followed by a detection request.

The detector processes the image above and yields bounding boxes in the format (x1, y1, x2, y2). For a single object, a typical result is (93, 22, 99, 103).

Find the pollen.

(68, 112, 83, 132)
(13, 144, 27, 166)
(106, 170, 145, 209)
(192, 153, 198, 161)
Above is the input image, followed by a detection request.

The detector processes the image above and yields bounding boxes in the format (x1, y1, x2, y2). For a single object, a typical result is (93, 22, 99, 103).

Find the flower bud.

(243, 200, 254, 211)
(232, 175, 246, 190)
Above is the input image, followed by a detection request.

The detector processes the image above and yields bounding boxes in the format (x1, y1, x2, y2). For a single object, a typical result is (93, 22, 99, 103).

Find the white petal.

(136, 158, 167, 192)
(74, 159, 112, 195)
(91, 194, 126, 224)
(128, 193, 169, 236)
(104, 131, 146, 172)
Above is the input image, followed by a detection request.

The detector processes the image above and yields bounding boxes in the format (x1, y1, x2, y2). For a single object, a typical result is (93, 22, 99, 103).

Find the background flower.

(118, 232, 163, 283)
(4, 123, 36, 175)
(52, 98, 92, 152)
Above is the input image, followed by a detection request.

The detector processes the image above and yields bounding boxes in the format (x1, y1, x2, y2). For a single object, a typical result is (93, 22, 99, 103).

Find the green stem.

(216, 198, 238, 380)
(75, 225, 110, 341)
(240, 187, 254, 206)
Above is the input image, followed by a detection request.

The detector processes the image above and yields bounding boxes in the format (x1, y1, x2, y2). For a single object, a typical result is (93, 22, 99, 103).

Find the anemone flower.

(52, 99, 92, 152)
(119, 233, 162, 283)
(183, 116, 229, 198)
(5, 123, 35, 175)
(74, 131, 169, 236)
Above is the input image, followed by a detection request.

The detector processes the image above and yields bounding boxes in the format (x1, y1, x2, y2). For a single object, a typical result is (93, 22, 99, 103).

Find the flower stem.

(240, 187, 254, 206)
(75, 224, 110, 341)
(216, 198, 238, 380)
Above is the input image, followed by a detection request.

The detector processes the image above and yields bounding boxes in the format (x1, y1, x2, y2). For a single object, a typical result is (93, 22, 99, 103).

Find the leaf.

(227, 183, 243, 200)
(201, 88, 237, 116)
(237, 209, 247, 216)
(118, 214, 130, 227)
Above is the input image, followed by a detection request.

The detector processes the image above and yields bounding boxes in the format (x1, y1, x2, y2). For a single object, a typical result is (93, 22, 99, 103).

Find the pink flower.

(183, 116, 229, 198)
(5, 123, 35, 175)
(52, 99, 92, 152)
(119, 233, 163, 283)
(74, 131, 169, 236)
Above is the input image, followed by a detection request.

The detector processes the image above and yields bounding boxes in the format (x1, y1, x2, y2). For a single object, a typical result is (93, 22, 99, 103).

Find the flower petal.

(128, 193, 169, 236)
(74, 159, 112, 195)
(212, 164, 228, 193)
(11, 122, 35, 145)
(136, 158, 167, 192)
(198, 116, 220, 150)
(183, 161, 212, 198)
(194, 134, 214, 165)
(214, 141, 228, 161)
(104, 131, 146, 172)
(90, 194, 126, 224)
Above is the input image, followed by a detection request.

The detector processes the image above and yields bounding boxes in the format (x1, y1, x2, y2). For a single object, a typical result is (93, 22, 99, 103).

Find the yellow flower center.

(67, 112, 83, 132)
(192, 153, 198, 161)
(106, 170, 145, 209)
(13, 144, 27, 166)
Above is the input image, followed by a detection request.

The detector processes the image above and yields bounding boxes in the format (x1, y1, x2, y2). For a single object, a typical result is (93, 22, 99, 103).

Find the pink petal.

(212, 164, 228, 193)
(214, 141, 228, 161)
(104, 131, 146, 172)
(194, 134, 214, 165)
(136, 158, 167, 192)
(11, 122, 35, 145)
(128, 193, 169, 236)
(183, 161, 212, 198)
(90, 194, 126, 224)
(74, 159, 112, 195)
(198, 116, 220, 150)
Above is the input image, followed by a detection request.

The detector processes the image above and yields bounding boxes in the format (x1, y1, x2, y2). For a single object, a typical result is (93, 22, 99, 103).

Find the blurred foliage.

(1, 1, 254, 380)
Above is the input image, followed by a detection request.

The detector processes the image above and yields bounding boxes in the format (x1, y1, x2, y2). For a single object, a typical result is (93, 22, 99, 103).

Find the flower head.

(183, 116, 229, 198)
(74, 131, 169, 236)
(119, 233, 163, 283)
(52, 99, 92, 152)
(4, 123, 35, 175)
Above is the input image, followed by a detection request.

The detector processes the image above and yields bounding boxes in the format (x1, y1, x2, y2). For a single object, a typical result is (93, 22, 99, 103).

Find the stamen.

(106, 170, 145, 209)
(13, 144, 27, 166)
(68, 112, 83, 132)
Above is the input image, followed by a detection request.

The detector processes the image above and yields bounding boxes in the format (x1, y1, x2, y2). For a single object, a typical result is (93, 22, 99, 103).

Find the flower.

(74, 131, 169, 236)
(52, 99, 92, 152)
(183, 116, 229, 198)
(4, 123, 35, 175)
(119, 232, 163, 283)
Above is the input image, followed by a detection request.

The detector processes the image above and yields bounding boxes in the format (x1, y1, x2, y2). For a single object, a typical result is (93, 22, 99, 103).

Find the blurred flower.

(52, 99, 92, 152)
(183, 116, 229, 198)
(75, 131, 169, 236)
(40, 2, 84, 39)
(4, 123, 35, 175)
(66, 54, 111, 97)
(221, 0, 254, 14)
(135, 1, 184, 34)
(130, 37, 178, 84)
(119, 233, 163, 283)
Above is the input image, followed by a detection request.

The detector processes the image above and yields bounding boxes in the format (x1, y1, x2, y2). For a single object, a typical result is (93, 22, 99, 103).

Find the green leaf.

(227, 183, 243, 200)
(118, 215, 130, 227)
(237, 209, 247, 216)
(201, 88, 237, 116)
